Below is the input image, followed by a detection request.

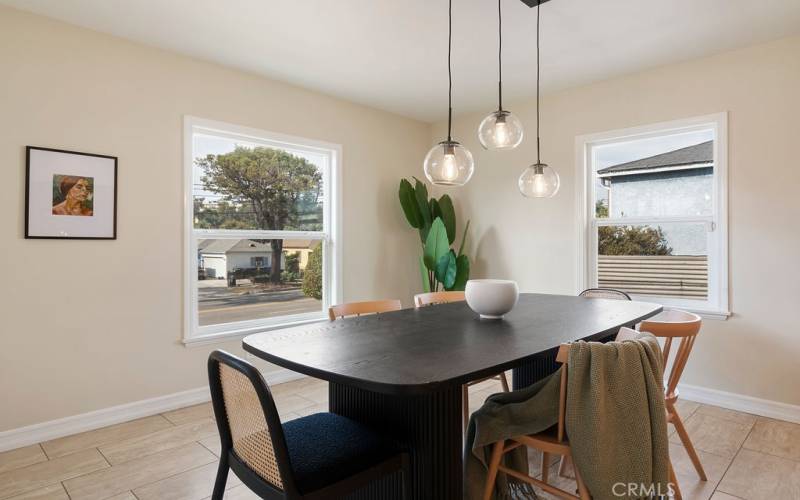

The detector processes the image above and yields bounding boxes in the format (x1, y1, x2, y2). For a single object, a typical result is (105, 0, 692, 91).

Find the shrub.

(598, 225, 672, 256)
(285, 252, 300, 275)
(281, 271, 299, 282)
(302, 245, 323, 299)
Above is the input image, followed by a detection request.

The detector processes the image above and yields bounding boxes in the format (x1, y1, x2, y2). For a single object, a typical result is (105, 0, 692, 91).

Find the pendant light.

(477, 0, 524, 150)
(519, 0, 560, 198)
(424, 0, 474, 186)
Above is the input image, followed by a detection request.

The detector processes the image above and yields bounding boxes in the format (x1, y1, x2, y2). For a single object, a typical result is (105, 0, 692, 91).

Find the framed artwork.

(25, 146, 117, 239)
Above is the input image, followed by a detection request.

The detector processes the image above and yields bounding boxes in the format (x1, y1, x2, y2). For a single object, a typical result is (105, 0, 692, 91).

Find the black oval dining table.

(243, 293, 661, 499)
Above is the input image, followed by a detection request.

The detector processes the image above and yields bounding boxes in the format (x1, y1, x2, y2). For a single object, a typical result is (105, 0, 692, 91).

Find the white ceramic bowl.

(465, 279, 519, 319)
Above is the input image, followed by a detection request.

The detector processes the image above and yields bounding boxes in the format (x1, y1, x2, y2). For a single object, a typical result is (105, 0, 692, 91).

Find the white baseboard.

(0, 369, 306, 453)
(4, 375, 796, 453)
(679, 383, 800, 424)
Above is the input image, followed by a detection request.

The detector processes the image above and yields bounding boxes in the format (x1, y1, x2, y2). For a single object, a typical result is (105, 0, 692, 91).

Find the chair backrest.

(208, 350, 296, 496)
(554, 330, 660, 442)
(413, 291, 466, 308)
(638, 310, 702, 402)
(328, 299, 402, 321)
(579, 288, 632, 300)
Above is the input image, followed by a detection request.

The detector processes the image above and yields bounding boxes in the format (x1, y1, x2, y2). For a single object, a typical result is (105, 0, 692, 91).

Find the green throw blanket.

(464, 332, 670, 500)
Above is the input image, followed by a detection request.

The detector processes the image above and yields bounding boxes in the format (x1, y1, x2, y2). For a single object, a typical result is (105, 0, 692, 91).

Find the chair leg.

(211, 455, 229, 500)
(670, 408, 707, 481)
(462, 384, 470, 432)
(499, 371, 510, 392)
(541, 452, 550, 484)
(669, 459, 682, 500)
(483, 441, 505, 500)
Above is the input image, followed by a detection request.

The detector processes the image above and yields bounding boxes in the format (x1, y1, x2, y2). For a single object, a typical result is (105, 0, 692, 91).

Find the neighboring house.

(198, 239, 266, 279)
(283, 239, 315, 269)
(597, 140, 713, 255)
(197, 239, 313, 279)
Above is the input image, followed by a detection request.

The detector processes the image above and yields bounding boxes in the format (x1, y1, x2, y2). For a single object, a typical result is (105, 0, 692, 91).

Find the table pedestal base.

(512, 348, 560, 390)
(329, 331, 623, 498)
(329, 383, 462, 499)
(512, 331, 621, 389)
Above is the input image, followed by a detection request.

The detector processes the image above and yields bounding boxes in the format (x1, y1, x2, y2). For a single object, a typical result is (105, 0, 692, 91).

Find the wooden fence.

(598, 255, 708, 299)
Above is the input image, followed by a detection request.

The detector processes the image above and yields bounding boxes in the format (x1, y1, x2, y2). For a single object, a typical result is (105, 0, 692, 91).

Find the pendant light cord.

(536, 0, 541, 164)
(498, 0, 503, 111)
(447, 0, 453, 142)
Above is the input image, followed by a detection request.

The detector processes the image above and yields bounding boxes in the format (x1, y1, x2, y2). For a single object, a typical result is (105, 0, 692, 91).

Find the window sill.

(685, 309, 731, 321)
(627, 295, 731, 321)
(648, 305, 730, 321)
(182, 315, 329, 347)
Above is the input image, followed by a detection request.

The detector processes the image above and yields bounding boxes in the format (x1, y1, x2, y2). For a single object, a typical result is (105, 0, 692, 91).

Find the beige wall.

(0, 7, 430, 431)
(436, 35, 800, 407)
(2, 4, 798, 433)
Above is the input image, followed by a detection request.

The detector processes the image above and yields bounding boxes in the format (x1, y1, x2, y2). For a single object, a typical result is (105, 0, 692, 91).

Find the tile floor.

(1, 376, 798, 499)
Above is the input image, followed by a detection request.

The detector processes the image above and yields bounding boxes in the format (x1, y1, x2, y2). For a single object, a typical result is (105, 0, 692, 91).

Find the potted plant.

(398, 178, 470, 292)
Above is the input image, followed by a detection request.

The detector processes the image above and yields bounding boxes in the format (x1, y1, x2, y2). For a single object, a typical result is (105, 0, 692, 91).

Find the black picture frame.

(25, 146, 118, 240)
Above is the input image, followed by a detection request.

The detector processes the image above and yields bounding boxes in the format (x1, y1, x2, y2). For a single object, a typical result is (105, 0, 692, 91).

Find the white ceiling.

(4, 0, 800, 122)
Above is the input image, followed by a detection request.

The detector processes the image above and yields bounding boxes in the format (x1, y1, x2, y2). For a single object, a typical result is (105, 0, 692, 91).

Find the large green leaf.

(414, 179, 431, 242)
(399, 179, 423, 228)
(457, 219, 471, 257)
(430, 197, 441, 221)
(419, 255, 431, 292)
(437, 194, 456, 244)
(414, 178, 431, 230)
(435, 251, 457, 289)
(449, 254, 470, 291)
(423, 217, 449, 270)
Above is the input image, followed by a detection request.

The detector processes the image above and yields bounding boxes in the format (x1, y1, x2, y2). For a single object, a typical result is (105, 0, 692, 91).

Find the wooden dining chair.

(578, 288, 632, 301)
(615, 327, 684, 499)
(208, 350, 411, 500)
(413, 291, 466, 308)
(483, 343, 590, 500)
(412, 291, 511, 429)
(328, 299, 402, 321)
(639, 309, 707, 482)
(483, 338, 682, 500)
(552, 287, 632, 481)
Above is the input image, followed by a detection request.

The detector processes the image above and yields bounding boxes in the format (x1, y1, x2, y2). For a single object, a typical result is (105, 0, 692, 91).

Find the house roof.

(597, 140, 712, 176)
(198, 238, 315, 254)
(197, 239, 239, 254)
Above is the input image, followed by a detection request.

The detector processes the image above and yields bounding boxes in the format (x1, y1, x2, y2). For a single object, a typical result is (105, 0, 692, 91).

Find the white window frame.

(575, 112, 729, 319)
(183, 116, 342, 344)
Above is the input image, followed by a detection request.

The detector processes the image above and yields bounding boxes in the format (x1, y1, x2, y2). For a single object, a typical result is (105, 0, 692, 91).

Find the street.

(198, 280, 321, 326)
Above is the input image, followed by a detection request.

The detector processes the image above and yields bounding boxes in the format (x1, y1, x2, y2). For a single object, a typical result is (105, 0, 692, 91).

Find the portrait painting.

(25, 147, 117, 239)
(52, 175, 94, 216)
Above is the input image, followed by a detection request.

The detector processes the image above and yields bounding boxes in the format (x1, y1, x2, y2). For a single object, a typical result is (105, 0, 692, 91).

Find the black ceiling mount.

(520, 0, 552, 6)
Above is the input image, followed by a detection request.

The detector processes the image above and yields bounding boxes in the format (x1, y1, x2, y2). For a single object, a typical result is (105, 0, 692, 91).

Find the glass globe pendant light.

(519, 161, 559, 197)
(478, 0, 523, 150)
(423, 0, 474, 186)
(519, 0, 559, 198)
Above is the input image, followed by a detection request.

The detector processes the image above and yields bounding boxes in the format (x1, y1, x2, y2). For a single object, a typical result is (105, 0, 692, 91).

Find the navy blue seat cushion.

(282, 412, 402, 494)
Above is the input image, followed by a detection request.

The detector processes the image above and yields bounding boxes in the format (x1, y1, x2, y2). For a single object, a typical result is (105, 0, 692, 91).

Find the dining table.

(242, 292, 662, 499)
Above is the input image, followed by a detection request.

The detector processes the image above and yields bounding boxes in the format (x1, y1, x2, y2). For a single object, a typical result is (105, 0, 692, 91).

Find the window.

(250, 256, 268, 268)
(184, 117, 341, 342)
(576, 113, 728, 318)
